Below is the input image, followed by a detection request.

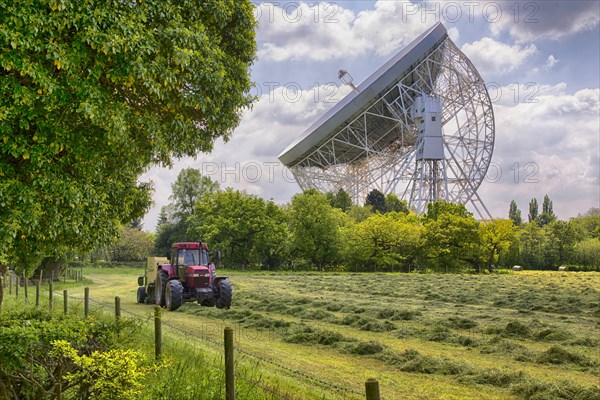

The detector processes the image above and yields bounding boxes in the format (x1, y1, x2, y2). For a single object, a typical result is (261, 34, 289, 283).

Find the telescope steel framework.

(280, 24, 494, 218)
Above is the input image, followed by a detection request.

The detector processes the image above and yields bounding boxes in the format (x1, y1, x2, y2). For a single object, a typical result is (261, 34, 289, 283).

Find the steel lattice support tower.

(279, 23, 494, 219)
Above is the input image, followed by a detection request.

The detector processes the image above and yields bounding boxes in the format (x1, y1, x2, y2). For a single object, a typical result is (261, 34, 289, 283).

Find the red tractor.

(137, 242, 232, 311)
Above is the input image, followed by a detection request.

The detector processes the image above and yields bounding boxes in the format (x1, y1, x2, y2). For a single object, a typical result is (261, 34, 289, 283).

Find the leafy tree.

(170, 168, 219, 218)
(424, 200, 472, 220)
(498, 228, 521, 269)
(153, 219, 188, 258)
(289, 190, 346, 271)
(573, 238, 600, 270)
(543, 220, 577, 267)
(252, 202, 291, 270)
(520, 222, 546, 268)
(0, 0, 256, 275)
(385, 193, 409, 214)
(365, 189, 387, 214)
(328, 188, 353, 212)
(538, 194, 556, 226)
(348, 205, 373, 223)
(423, 202, 481, 272)
(344, 212, 423, 272)
(508, 200, 522, 226)
(570, 214, 600, 239)
(479, 219, 515, 272)
(156, 205, 173, 228)
(109, 226, 154, 262)
(189, 189, 285, 269)
(528, 198, 539, 223)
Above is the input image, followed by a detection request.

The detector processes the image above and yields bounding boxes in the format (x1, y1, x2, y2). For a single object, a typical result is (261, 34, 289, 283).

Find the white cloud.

(461, 37, 537, 75)
(489, 0, 600, 42)
(141, 83, 352, 231)
(255, 1, 453, 62)
(478, 86, 599, 219)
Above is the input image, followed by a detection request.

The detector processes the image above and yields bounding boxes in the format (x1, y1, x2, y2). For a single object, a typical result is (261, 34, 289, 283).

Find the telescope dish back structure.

(278, 23, 494, 218)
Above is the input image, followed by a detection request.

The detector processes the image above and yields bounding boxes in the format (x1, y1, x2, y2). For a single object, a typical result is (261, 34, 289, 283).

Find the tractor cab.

(170, 242, 214, 289)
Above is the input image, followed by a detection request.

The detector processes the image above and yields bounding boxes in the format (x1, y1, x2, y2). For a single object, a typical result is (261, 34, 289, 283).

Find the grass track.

(77, 268, 600, 400)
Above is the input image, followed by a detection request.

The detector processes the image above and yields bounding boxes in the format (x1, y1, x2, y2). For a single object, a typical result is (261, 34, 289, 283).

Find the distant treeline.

(136, 169, 599, 273)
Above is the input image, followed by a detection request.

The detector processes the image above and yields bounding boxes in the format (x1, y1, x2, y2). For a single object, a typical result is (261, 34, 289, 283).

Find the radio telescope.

(278, 23, 494, 218)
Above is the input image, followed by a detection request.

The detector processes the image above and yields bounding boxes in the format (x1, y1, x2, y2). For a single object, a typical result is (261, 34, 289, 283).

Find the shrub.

(0, 307, 144, 400)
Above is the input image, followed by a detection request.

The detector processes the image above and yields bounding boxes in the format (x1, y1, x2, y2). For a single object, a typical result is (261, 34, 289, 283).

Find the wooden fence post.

(365, 378, 380, 400)
(8, 272, 12, 295)
(154, 306, 162, 361)
(224, 327, 235, 400)
(63, 290, 68, 315)
(115, 296, 121, 320)
(84, 287, 90, 318)
(15, 274, 18, 299)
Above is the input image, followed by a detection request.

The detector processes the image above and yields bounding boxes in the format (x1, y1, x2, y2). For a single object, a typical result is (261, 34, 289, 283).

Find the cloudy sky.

(141, 0, 600, 231)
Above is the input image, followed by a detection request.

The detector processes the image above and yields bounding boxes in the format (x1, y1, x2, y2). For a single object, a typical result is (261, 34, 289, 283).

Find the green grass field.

(68, 268, 599, 399)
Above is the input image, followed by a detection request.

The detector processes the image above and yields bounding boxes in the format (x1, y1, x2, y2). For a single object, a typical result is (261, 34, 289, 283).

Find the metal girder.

(288, 36, 494, 219)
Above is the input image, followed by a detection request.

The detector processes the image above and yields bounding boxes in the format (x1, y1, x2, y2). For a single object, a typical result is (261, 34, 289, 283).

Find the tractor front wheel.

(155, 270, 168, 307)
(165, 280, 183, 311)
(215, 279, 232, 309)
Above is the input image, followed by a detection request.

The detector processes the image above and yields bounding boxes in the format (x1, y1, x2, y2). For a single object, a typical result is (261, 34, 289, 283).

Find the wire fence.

(1, 270, 380, 400)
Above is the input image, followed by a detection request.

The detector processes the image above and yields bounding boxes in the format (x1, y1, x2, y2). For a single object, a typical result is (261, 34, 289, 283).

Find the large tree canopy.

(0, 0, 256, 267)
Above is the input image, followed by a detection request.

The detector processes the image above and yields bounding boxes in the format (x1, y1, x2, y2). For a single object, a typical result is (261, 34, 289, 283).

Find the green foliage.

(0, 307, 144, 399)
(519, 222, 546, 268)
(509, 200, 522, 226)
(154, 219, 189, 258)
(479, 219, 515, 271)
(570, 214, 600, 239)
(170, 168, 219, 218)
(573, 238, 600, 270)
(288, 190, 346, 271)
(528, 198, 539, 223)
(326, 188, 352, 212)
(109, 225, 154, 262)
(544, 220, 578, 267)
(52, 340, 151, 400)
(424, 200, 472, 220)
(189, 189, 288, 269)
(538, 195, 557, 226)
(365, 189, 387, 213)
(423, 202, 481, 272)
(0, 0, 256, 270)
(385, 193, 409, 214)
(347, 205, 373, 223)
(343, 212, 423, 271)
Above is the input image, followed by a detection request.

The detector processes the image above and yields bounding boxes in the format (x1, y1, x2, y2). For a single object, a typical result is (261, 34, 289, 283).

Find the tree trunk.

(0, 275, 3, 310)
(0, 265, 6, 310)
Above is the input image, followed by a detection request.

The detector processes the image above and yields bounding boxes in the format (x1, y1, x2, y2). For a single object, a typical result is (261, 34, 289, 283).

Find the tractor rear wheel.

(155, 270, 168, 307)
(165, 280, 183, 311)
(215, 279, 232, 309)
(136, 286, 146, 304)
